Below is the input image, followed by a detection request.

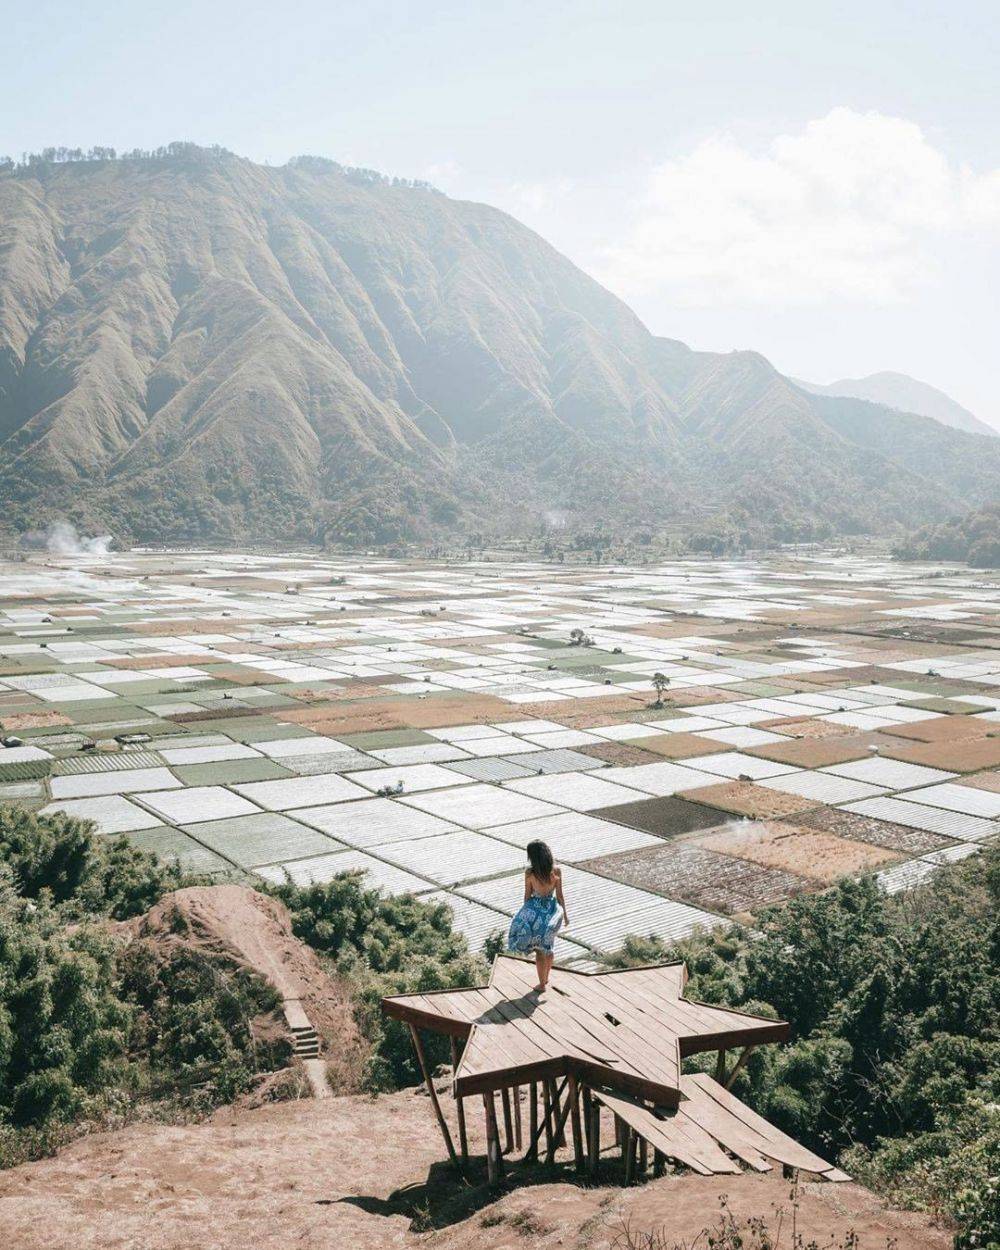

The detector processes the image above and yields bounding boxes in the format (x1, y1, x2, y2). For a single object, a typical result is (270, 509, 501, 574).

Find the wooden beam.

(484, 1092, 503, 1185)
(408, 1023, 457, 1166)
(623, 1125, 636, 1185)
(501, 1087, 514, 1154)
(549, 1077, 567, 1148)
(582, 1086, 593, 1159)
(587, 1099, 601, 1178)
(546, 1078, 576, 1166)
(653, 1148, 666, 1178)
(528, 1081, 538, 1161)
(512, 1084, 523, 1151)
(524, 1077, 568, 1163)
(450, 1036, 468, 1162)
(724, 1045, 756, 1090)
(568, 1074, 585, 1172)
(715, 1048, 727, 1083)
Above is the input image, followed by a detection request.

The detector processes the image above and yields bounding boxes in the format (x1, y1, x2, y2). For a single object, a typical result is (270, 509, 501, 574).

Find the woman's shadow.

(333, 1154, 583, 1232)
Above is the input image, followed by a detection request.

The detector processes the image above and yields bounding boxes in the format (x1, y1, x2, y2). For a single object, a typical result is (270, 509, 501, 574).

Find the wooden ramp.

(594, 1075, 849, 1181)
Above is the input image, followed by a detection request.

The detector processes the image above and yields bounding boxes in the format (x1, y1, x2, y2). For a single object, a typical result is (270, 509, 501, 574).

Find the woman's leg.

(534, 950, 545, 991)
(539, 951, 553, 989)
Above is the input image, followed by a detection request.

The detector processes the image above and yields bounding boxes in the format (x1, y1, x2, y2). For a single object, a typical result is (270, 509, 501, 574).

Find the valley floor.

(3, 549, 999, 967)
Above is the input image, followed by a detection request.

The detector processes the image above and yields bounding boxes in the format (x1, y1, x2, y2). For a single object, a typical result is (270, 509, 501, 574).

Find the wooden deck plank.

(683, 1075, 839, 1174)
(594, 1088, 741, 1176)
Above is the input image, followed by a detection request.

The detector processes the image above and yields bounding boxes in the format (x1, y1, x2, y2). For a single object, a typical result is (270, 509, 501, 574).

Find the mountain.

(797, 371, 997, 438)
(2, 145, 1000, 547)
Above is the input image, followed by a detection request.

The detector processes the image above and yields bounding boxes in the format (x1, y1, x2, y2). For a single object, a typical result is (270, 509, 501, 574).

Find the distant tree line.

(286, 154, 438, 190)
(0, 145, 438, 192)
(893, 503, 1000, 567)
(0, 142, 234, 175)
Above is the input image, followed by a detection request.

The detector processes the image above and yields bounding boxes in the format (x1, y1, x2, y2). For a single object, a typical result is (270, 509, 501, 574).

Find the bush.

(118, 937, 289, 1105)
(0, 805, 290, 1162)
(0, 805, 183, 920)
(0, 869, 131, 1127)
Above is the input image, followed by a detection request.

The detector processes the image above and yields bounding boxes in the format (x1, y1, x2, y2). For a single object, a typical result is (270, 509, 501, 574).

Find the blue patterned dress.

(507, 880, 563, 955)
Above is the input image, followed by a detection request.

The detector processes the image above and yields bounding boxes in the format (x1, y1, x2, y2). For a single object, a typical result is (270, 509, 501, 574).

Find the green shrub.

(0, 805, 183, 920)
(118, 936, 289, 1105)
(0, 805, 290, 1162)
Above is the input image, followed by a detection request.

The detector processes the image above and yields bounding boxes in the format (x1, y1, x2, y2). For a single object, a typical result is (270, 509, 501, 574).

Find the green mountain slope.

(798, 371, 996, 438)
(2, 146, 999, 545)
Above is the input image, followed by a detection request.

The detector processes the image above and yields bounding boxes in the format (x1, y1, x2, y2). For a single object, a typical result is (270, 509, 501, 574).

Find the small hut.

(382, 955, 848, 1185)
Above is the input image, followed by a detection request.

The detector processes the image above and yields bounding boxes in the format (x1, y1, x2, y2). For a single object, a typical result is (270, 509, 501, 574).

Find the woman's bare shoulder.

(553, 865, 562, 878)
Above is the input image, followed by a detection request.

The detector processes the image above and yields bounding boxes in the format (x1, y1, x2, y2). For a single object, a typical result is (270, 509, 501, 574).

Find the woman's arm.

(555, 868, 569, 927)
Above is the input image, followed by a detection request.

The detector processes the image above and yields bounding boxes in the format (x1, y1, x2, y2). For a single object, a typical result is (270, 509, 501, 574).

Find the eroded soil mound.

(130, 884, 367, 1088)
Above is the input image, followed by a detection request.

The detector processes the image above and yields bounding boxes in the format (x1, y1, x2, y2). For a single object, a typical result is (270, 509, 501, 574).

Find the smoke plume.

(43, 521, 114, 556)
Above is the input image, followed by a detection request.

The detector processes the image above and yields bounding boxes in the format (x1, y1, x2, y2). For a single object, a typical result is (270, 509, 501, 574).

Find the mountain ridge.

(2, 146, 999, 546)
(796, 370, 996, 437)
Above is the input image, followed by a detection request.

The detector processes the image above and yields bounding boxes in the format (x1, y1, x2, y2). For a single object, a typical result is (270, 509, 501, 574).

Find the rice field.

(2, 547, 998, 964)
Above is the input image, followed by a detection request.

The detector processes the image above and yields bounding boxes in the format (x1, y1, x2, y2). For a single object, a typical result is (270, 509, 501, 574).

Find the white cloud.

(598, 108, 1000, 306)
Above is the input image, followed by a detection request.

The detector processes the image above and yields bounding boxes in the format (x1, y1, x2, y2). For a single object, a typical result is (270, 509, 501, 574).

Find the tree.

(651, 672, 669, 706)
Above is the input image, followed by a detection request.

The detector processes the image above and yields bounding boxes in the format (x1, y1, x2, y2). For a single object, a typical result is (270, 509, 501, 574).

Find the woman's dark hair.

(526, 840, 554, 881)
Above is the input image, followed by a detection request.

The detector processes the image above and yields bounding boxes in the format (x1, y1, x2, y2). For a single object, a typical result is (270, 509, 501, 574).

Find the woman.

(506, 840, 568, 992)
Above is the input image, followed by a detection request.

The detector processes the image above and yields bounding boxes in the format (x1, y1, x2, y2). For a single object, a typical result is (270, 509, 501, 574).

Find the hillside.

(798, 370, 997, 437)
(2, 146, 1000, 545)
(0, 1088, 946, 1250)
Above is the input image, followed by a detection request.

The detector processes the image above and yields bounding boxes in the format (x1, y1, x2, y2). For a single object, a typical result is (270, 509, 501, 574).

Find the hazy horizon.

(5, 0, 998, 427)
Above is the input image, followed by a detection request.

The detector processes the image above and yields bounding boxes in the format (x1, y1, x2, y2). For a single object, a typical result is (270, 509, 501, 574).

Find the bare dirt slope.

(132, 884, 367, 1086)
(0, 1085, 947, 1250)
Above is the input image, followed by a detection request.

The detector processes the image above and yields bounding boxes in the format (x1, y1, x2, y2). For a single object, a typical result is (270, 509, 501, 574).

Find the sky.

(4, 0, 998, 426)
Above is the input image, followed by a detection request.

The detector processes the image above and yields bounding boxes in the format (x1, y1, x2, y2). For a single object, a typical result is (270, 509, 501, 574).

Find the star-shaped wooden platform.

(382, 956, 789, 1107)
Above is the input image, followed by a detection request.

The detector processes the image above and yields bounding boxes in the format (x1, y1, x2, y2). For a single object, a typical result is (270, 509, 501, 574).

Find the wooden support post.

(450, 1036, 468, 1163)
(483, 1093, 503, 1185)
(588, 1100, 601, 1178)
(715, 1048, 727, 1083)
(623, 1126, 636, 1185)
(549, 1077, 567, 1147)
(582, 1087, 593, 1158)
(614, 1115, 622, 1148)
(639, 1136, 649, 1177)
(501, 1087, 514, 1154)
(524, 1078, 570, 1164)
(545, 1079, 576, 1166)
(724, 1045, 756, 1090)
(408, 1023, 457, 1166)
(528, 1082, 539, 1161)
(653, 1149, 666, 1178)
(568, 1075, 585, 1173)
(512, 1084, 523, 1151)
